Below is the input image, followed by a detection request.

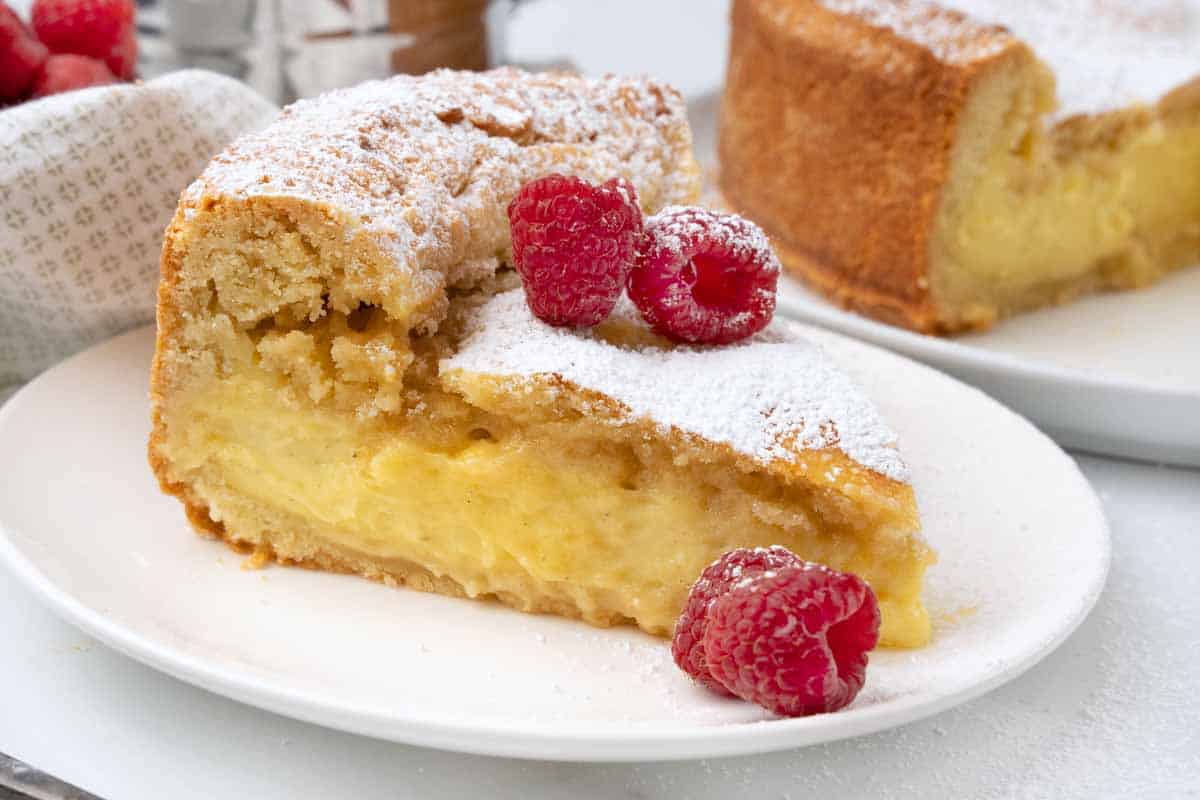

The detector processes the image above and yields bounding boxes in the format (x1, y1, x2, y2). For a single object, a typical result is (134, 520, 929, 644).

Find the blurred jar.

(137, 0, 516, 103)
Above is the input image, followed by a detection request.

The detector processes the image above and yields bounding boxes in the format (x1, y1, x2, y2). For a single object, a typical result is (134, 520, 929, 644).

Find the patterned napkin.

(0, 70, 277, 399)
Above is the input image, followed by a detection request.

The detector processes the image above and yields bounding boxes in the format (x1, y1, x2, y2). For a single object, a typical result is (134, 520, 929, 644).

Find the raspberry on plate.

(672, 546, 803, 695)
(0, 3, 49, 102)
(32, 52, 116, 97)
(629, 206, 779, 345)
(507, 173, 644, 328)
(32, 0, 136, 79)
(703, 562, 881, 717)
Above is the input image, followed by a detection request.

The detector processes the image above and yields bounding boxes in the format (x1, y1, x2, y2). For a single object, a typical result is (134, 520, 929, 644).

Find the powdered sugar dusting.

(817, 0, 1200, 119)
(814, 0, 1014, 64)
(444, 289, 910, 482)
(944, 0, 1199, 119)
(649, 205, 776, 263)
(182, 67, 698, 298)
(636, 206, 779, 344)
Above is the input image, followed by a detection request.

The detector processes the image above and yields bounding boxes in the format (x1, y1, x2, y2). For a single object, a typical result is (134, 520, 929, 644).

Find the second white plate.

(0, 325, 1109, 761)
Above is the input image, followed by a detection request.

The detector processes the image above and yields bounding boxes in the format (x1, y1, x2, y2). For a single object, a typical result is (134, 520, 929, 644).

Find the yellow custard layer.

(946, 125, 1200, 314)
(162, 365, 932, 647)
(934, 62, 1200, 328)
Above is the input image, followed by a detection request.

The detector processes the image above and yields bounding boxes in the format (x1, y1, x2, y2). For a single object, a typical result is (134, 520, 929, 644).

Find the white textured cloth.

(0, 70, 277, 394)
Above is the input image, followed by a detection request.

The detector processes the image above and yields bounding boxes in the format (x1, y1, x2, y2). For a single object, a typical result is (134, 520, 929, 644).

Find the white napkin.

(0, 70, 278, 398)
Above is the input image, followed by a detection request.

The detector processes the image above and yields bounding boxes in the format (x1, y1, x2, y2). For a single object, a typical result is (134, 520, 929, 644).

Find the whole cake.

(149, 67, 934, 648)
(719, 0, 1200, 332)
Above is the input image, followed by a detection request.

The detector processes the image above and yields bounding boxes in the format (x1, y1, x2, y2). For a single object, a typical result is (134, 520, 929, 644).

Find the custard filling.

(159, 305, 932, 647)
(933, 62, 1200, 328)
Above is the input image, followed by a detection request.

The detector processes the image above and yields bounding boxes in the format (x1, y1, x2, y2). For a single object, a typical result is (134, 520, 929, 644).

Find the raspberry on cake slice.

(630, 206, 780, 344)
(507, 174, 643, 328)
(506, 176, 779, 346)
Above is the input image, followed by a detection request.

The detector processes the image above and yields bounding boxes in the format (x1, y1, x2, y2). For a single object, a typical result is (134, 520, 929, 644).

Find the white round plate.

(688, 93, 1200, 468)
(0, 326, 1109, 762)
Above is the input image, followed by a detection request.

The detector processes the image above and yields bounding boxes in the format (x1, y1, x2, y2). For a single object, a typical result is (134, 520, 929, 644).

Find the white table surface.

(2, 454, 1197, 799)
(4, 1, 1199, 797)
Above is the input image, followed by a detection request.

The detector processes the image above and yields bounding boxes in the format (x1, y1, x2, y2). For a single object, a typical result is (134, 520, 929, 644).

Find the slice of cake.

(719, 0, 1200, 332)
(149, 67, 934, 648)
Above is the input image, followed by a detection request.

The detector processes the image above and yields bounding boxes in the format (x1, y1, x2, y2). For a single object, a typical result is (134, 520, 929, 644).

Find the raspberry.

(31, 52, 116, 97)
(31, 0, 135, 79)
(103, 25, 135, 79)
(703, 562, 880, 717)
(0, 4, 49, 102)
(507, 173, 643, 327)
(629, 207, 779, 345)
(672, 546, 803, 695)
